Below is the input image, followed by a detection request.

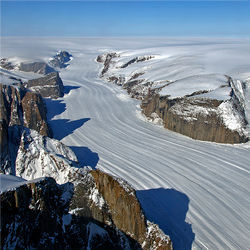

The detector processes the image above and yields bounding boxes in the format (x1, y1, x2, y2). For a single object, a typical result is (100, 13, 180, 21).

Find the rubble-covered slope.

(97, 52, 249, 143)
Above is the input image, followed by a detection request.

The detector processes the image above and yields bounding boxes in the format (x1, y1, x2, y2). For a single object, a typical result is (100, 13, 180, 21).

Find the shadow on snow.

(70, 146, 99, 169)
(45, 97, 99, 169)
(49, 118, 90, 141)
(136, 188, 195, 250)
(45, 98, 66, 121)
(64, 85, 80, 94)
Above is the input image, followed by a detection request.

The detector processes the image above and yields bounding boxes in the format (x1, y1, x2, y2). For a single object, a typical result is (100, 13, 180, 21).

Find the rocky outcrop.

(0, 84, 51, 137)
(0, 58, 15, 70)
(15, 128, 82, 183)
(49, 51, 72, 68)
(97, 53, 153, 100)
(0, 84, 52, 173)
(21, 92, 50, 136)
(121, 56, 154, 69)
(91, 170, 147, 243)
(19, 62, 55, 75)
(1, 171, 173, 250)
(141, 92, 248, 143)
(97, 53, 119, 76)
(0, 176, 125, 249)
(25, 72, 64, 99)
(1, 177, 68, 249)
(70, 170, 172, 250)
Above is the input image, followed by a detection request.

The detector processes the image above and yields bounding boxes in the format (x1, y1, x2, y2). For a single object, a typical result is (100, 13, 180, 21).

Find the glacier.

(1, 37, 250, 249)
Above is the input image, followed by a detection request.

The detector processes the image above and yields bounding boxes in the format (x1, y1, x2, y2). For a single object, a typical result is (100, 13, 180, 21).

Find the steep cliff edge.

(0, 83, 52, 174)
(0, 84, 51, 136)
(25, 72, 64, 99)
(90, 170, 172, 249)
(1, 176, 127, 249)
(1, 170, 172, 250)
(141, 93, 247, 143)
(19, 62, 55, 75)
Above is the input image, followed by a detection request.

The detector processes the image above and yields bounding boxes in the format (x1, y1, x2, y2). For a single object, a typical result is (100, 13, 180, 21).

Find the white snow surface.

(15, 128, 80, 185)
(89, 186, 105, 209)
(0, 66, 43, 86)
(1, 37, 250, 250)
(159, 74, 228, 99)
(0, 174, 44, 194)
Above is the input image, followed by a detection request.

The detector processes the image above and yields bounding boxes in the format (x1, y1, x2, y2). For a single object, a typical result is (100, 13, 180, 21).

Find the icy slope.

(0, 174, 45, 193)
(1, 37, 250, 250)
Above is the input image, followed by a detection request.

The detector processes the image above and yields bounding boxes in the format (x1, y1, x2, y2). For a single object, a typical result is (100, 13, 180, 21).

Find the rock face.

(91, 170, 147, 243)
(25, 72, 64, 99)
(0, 84, 52, 173)
(0, 177, 118, 249)
(19, 62, 55, 75)
(141, 92, 248, 144)
(49, 51, 72, 68)
(120, 55, 154, 69)
(21, 92, 50, 135)
(70, 170, 173, 250)
(1, 171, 173, 250)
(97, 53, 119, 76)
(0, 58, 15, 70)
(0, 84, 51, 137)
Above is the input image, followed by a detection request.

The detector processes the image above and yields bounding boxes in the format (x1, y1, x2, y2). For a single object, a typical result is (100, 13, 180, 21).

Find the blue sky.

(1, 1, 250, 37)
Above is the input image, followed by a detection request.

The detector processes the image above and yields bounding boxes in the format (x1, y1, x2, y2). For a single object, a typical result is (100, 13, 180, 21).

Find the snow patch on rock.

(218, 100, 246, 134)
(15, 128, 84, 184)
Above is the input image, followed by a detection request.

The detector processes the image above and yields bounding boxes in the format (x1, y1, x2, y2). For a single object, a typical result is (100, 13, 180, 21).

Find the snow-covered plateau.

(1, 37, 250, 249)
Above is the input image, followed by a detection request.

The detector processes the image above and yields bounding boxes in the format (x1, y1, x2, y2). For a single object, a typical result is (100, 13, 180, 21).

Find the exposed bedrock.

(141, 93, 248, 144)
(0, 84, 52, 173)
(97, 52, 119, 76)
(1, 177, 131, 249)
(25, 72, 64, 99)
(70, 169, 173, 250)
(1, 171, 173, 250)
(0, 84, 51, 137)
(49, 50, 72, 69)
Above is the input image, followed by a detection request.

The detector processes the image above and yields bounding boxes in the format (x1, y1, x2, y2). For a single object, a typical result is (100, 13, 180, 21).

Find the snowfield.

(0, 174, 45, 194)
(1, 37, 250, 249)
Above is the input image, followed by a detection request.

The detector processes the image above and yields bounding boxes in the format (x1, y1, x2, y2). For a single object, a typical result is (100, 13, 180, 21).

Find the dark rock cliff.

(1, 172, 173, 250)
(49, 51, 72, 69)
(141, 92, 247, 144)
(0, 84, 51, 173)
(0, 177, 121, 249)
(70, 170, 173, 250)
(0, 84, 51, 137)
(25, 72, 64, 99)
